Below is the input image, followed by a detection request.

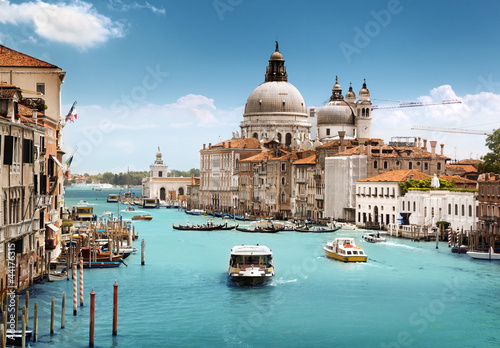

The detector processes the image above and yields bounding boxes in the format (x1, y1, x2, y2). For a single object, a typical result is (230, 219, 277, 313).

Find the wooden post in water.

(24, 291, 29, 326)
(21, 306, 26, 348)
(34, 302, 38, 342)
(61, 292, 66, 329)
(89, 289, 95, 347)
(112, 282, 118, 336)
(33, 302, 38, 342)
(79, 257, 84, 307)
(50, 296, 55, 335)
(73, 261, 77, 316)
(0, 324, 3, 348)
(3, 308, 6, 347)
(141, 239, 146, 265)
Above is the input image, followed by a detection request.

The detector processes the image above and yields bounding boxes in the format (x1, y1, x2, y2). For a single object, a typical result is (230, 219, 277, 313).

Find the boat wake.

(382, 241, 419, 250)
(270, 278, 298, 286)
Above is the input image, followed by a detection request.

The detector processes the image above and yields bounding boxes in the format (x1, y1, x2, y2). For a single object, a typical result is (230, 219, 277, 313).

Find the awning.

(46, 223, 60, 233)
(50, 155, 64, 169)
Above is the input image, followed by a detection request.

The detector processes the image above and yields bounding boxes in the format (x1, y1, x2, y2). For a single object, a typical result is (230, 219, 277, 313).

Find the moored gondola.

(235, 226, 282, 233)
(294, 225, 342, 233)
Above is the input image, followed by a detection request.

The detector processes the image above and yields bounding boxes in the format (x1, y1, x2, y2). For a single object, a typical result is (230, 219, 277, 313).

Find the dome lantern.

(265, 41, 288, 82)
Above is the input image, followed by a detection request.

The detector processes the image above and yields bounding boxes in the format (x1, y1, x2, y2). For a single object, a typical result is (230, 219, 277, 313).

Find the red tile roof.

(208, 137, 261, 150)
(446, 164, 478, 173)
(0, 45, 59, 68)
(359, 169, 431, 182)
(293, 154, 316, 165)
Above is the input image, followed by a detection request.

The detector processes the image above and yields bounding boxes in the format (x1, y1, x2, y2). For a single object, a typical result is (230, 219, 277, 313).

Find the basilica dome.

(244, 81, 307, 116)
(317, 100, 355, 125)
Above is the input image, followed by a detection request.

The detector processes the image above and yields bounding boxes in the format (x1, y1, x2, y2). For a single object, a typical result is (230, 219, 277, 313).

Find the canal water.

(17, 186, 500, 347)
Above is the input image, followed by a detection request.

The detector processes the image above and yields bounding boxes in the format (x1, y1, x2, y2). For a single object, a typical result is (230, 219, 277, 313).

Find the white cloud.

(0, 0, 124, 49)
(63, 95, 242, 174)
(373, 85, 500, 161)
(108, 0, 166, 15)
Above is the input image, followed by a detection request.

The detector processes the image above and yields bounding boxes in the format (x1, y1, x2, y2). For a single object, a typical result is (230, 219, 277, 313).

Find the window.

(158, 171, 162, 177)
(36, 83, 45, 95)
(455, 204, 458, 215)
(281, 163, 286, 172)
(383, 161, 388, 169)
(22, 139, 34, 164)
(285, 133, 292, 146)
(4, 136, 21, 173)
(326, 128, 330, 136)
(281, 177, 285, 185)
(469, 205, 472, 217)
(253, 133, 258, 139)
(413, 202, 416, 211)
(437, 163, 442, 170)
(409, 162, 413, 169)
(448, 204, 451, 215)
(374, 161, 378, 169)
(424, 163, 428, 170)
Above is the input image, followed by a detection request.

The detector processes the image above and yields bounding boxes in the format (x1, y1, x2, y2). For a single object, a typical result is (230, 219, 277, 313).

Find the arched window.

(366, 109, 369, 117)
(253, 133, 258, 139)
(455, 204, 458, 215)
(437, 162, 442, 170)
(178, 187, 184, 196)
(362, 108, 366, 116)
(374, 161, 378, 169)
(285, 133, 292, 146)
(462, 204, 465, 216)
(281, 177, 286, 185)
(409, 162, 413, 169)
(277, 133, 282, 143)
(281, 192, 286, 203)
(383, 161, 388, 169)
(469, 205, 472, 217)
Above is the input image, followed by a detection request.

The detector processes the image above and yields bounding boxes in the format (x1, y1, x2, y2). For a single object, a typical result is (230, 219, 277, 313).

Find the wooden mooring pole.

(141, 239, 146, 265)
(89, 289, 95, 347)
(112, 282, 118, 336)
(61, 292, 66, 329)
(34, 302, 38, 342)
(50, 296, 55, 335)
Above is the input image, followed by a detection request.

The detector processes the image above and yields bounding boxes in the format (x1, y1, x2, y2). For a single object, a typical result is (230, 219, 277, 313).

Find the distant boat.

(107, 194, 118, 203)
(324, 237, 368, 262)
(132, 214, 153, 221)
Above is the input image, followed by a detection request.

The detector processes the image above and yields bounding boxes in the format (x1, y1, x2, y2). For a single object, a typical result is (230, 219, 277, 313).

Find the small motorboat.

(132, 215, 153, 221)
(324, 237, 368, 262)
(6, 330, 33, 347)
(125, 206, 136, 212)
(362, 232, 386, 243)
(466, 247, 500, 260)
(48, 267, 67, 282)
(451, 245, 468, 253)
(228, 245, 274, 286)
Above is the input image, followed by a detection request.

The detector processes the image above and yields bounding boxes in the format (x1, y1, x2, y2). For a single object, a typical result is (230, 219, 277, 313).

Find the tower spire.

(265, 42, 287, 82)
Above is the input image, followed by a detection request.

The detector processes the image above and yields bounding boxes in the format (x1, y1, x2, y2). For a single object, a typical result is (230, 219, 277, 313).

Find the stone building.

(142, 150, 193, 206)
(0, 46, 66, 291)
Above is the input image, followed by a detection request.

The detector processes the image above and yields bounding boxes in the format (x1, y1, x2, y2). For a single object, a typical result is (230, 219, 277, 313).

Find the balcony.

(315, 194, 324, 200)
(296, 177, 307, 184)
(4, 219, 40, 239)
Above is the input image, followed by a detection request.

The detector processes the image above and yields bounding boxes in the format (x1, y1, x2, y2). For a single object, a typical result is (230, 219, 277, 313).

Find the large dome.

(317, 100, 355, 125)
(244, 81, 307, 116)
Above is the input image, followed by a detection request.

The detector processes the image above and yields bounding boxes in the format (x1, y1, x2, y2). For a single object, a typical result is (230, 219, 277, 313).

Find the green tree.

(478, 128, 500, 173)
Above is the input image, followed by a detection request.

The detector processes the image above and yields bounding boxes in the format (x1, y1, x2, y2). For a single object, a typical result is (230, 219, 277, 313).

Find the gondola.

(218, 224, 238, 230)
(172, 223, 222, 231)
(235, 226, 282, 233)
(294, 226, 342, 233)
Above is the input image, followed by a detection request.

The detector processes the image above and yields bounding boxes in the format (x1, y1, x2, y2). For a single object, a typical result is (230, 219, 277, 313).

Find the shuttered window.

(3, 135, 13, 165)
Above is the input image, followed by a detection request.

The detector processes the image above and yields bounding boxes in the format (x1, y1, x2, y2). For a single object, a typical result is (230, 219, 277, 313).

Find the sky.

(1, 0, 500, 174)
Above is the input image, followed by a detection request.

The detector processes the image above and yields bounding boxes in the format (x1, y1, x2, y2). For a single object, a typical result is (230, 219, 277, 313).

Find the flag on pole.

(65, 101, 77, 122)
(64, 155, 74, 178)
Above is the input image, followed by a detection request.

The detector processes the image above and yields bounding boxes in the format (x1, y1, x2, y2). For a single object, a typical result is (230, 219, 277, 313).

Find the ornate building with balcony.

(0, 45, 66, 290)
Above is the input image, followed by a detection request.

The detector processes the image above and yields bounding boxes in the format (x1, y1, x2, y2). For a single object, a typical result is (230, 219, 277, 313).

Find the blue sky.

(1, 0, 499, 174)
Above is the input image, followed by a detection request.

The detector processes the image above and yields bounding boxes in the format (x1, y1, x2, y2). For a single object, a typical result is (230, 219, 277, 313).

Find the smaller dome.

(359, 79, 370, 95)
(270, 51, 284, 61)
(346, 84, 356, 99)
(317, 100, 355, 125)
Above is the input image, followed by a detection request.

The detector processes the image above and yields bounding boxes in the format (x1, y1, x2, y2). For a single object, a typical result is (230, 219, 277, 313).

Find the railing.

(4, 219, 40, 239)
(315, 194, 324, 200)
(296, 177, 307, 184)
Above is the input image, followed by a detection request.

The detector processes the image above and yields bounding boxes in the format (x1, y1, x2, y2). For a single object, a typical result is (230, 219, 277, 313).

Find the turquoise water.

(17, 187, 500, 347)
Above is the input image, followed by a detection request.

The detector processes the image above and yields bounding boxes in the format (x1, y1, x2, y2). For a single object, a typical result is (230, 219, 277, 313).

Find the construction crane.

(410, 126, 492, 136)
(371, 99, 462, 110)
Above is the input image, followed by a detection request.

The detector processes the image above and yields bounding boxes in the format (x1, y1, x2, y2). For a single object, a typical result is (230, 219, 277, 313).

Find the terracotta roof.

(208, 137, 261, 150)
(0, 84, 18, 98)
(452, 159, 482, 165)
(293, 154, 316, 165)
(240, 152, 270, 162)
(440, 175, 476, 184)
(358, 169, 431, 182)
(0, 45, 59, 68)
(446, 164, 478, 173)
(337, 145, 449, 160)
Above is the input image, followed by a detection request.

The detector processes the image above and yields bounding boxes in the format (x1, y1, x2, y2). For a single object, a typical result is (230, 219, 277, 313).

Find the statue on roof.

(275, 40, 279, 51)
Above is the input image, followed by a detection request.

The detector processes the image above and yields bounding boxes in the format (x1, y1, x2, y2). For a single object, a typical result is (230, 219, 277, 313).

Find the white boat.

(107, 194, 119, 203)
(125, 205, 135, 212)
(466, 247, 500, 260)
(102, 211, 113, 218)
(336, 222, 357, 230)
(228, 245, 274, 286)
(48, 263, 67, 282)
(79, 200, 89, 205)
(324, 237, 368, 262)
(362, 232, 386, 243)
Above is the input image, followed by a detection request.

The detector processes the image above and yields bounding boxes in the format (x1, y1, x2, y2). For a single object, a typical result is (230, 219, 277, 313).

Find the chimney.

(367, 144, 372, 158)
(209, 143, 211, 149)
(228, 141, 231, 148)
(414, 138, 418, 147)
(422, 139, 427, 151)
(338, 131, 346, 152)
(418, 137, 421, 147)
(430, 141, 437, 158)
(440, 143, 444, 156)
